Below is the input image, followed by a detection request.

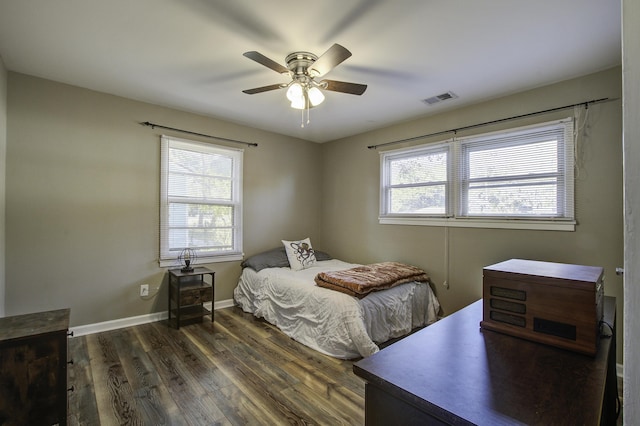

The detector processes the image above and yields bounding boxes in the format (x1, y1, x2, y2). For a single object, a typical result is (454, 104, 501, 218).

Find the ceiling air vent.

(422, 91, 458, 106)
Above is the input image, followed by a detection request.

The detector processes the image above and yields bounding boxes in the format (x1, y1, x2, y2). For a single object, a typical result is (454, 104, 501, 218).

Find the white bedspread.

(233, 259, 440, 359)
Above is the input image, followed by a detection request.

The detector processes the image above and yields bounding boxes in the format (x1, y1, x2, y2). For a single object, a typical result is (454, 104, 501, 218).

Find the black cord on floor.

(600, 320, 621, 420)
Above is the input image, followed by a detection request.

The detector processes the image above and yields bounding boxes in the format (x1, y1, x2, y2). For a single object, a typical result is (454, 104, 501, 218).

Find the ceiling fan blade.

(309, 44, 352, 77)
(322, 80, 367, 95)
(242, 84, 285, 94)
(243, 51, 289, 74)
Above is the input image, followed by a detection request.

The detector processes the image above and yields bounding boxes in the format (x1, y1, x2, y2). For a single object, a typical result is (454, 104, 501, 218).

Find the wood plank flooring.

(67, 307, 366, 425)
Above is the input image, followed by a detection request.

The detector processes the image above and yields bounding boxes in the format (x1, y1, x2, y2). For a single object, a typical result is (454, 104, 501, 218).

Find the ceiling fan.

(242, 44, 367, 126)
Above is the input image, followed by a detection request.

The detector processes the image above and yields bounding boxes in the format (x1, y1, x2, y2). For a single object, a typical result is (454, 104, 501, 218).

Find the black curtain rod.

(367, 97, 612, 150)
(140, 121, 258, 147)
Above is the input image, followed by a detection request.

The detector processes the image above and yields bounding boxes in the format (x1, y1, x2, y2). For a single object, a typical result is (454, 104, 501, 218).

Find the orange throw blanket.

(315, 261, 430, 298)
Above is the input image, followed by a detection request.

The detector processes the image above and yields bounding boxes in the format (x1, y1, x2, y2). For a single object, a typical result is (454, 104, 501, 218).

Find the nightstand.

(168, 267, 215, 329)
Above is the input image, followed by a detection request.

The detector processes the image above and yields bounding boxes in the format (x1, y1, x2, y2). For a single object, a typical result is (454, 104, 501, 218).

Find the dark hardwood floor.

(66, 307, 625, 425)
(67, 307, 365, 425)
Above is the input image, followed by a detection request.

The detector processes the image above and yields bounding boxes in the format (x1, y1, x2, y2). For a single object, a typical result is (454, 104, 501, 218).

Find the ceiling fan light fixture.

(286, 82, 304, 102)
(290, 96, 306, 110)
(308, 87, 325, 106)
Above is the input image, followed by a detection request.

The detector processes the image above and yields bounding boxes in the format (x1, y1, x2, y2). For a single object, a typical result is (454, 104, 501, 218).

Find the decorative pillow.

(241, 247, 290, 271)
(314, 250, 332, 262)
(241, 246, 332, 271)
(282, 238, 317, 271)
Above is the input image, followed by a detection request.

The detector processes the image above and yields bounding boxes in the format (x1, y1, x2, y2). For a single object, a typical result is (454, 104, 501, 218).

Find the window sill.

(159, 253, 244, 268)
(379, 216, 576, 231)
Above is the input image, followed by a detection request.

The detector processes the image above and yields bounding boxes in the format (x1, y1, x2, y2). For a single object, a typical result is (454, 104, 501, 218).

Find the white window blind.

(458, 119, 574, 218)
(160, 135, 243, 266)
(380, 118, 575, 230)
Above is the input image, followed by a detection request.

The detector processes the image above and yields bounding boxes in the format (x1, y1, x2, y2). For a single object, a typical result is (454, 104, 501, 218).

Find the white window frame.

(380, 142, 452, 218)
(379, 118, 576, 231)
(160, 135, 243, 267)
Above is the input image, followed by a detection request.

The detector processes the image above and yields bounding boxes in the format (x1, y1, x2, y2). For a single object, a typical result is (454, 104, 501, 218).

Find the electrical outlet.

(140, 284, 149, 297)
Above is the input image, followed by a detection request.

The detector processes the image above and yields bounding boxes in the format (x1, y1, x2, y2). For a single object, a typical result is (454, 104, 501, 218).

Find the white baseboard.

(70, 298, 235, 337)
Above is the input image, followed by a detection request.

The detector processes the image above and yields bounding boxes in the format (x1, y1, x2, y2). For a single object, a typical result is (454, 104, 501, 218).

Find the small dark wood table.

(168, 267, 215, 329)
(354, 297, 617, 425)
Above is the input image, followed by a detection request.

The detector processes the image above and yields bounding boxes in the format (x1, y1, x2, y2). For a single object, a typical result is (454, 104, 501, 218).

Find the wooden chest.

(0, 308, 70, 425)
(480, 259, 604, 356)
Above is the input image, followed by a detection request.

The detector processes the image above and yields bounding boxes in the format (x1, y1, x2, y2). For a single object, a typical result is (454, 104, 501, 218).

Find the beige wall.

(320, 67, 624, 360)
(623, 0, 640, 419)
(5, 72, 322, 326)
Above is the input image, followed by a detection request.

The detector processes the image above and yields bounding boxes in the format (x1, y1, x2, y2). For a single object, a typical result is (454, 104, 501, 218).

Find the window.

(380, 118, 575, 230)
(381, 143, 451, 216)
(160, 135, 243, 266)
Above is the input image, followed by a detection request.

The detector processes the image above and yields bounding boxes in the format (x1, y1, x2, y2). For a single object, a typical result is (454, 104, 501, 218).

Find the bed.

(233, 244, 440, 359)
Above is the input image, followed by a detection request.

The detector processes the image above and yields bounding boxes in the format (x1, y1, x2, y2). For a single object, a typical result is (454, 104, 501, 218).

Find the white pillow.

(282, 238, 317, 271)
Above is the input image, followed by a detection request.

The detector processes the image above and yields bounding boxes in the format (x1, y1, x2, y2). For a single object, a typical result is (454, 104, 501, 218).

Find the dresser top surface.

(354, 297, 615, 425)
(0, 308, 70, 341)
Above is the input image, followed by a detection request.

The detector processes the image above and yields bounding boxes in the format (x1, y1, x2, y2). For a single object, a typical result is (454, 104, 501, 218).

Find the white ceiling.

(0, 0, 621, 143)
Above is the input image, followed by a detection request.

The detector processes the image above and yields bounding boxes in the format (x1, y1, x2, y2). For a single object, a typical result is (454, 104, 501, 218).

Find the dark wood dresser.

(354, 297, 617, 425)
(0, 308, 71, 425)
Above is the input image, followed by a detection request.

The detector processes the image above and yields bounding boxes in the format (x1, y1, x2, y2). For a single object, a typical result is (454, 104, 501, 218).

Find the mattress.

(233, 259, 440, 359)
